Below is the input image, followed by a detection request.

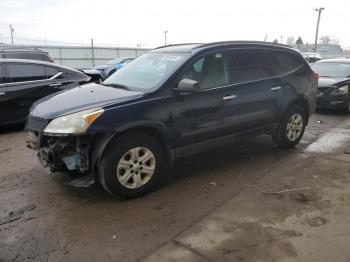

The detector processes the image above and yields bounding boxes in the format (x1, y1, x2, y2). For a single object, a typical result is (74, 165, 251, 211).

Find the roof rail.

(194, 41, 291, 49)
(154, 43, 202, 49)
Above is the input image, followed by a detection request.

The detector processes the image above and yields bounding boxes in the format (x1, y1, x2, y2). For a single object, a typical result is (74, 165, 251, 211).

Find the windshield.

(312, 62, 350, 78)
(103, 52, 190, 91)
(107, 58, 125, 65)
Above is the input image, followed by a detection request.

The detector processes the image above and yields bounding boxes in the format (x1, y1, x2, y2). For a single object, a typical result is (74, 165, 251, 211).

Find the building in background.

(294, 43, 344, 59)
(0, 44, 149, 69)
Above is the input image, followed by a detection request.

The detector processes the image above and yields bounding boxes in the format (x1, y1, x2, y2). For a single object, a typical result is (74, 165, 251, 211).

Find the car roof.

(316, 58, 350, 64)
(0, 58, 83, 73)
(0, 47, 48, 54)
(151, 41, 295, 53)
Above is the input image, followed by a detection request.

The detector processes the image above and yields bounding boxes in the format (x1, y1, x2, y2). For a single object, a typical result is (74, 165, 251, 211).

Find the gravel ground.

(0, 112, 349, 262)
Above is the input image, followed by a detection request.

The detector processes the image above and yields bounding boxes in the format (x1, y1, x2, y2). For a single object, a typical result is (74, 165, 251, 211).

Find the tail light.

(312, 72, 319, 81)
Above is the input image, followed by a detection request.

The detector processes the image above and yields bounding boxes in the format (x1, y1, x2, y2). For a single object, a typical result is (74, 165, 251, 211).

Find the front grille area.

(26, 115, 48, 131)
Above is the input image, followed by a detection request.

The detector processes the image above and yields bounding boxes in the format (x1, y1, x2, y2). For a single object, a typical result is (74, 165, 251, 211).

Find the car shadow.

(0, 123, 25, 134)
(316, 108, 349, 116)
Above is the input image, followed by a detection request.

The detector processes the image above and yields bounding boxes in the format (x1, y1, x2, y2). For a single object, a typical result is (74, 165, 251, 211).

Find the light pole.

(314, 7, 324, 53)
(164, 30, 168, 45)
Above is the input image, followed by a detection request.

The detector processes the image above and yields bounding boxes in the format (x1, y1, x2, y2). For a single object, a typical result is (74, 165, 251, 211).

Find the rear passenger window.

(8, 64, 46, 82)
(269, 50, 303, 75)
(230, 49, 273, 82)
(26, 53, 42, 60)
(182, 53, 229, 90)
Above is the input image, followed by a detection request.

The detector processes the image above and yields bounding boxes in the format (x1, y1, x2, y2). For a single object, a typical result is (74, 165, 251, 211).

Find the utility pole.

(314, 7, 324, 53)
(9, 24, 14, 45)
(91, 38, 95, 67)
(164, 30, 168, 45)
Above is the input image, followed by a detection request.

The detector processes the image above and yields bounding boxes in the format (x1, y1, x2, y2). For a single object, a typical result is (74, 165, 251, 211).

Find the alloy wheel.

(116, 147, 156, 189)
(286, 113, 303, 142)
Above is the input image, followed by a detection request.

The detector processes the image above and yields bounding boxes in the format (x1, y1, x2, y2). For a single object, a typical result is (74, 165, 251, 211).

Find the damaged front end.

(26, 114, 104, 187)
(35, 135, 90, 174)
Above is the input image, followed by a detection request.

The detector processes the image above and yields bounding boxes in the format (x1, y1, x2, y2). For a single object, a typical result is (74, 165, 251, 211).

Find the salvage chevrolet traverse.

(27, 41, 318, 198)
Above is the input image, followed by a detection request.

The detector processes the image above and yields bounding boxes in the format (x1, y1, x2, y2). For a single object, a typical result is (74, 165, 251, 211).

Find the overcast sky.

(0, 0, 349, 48)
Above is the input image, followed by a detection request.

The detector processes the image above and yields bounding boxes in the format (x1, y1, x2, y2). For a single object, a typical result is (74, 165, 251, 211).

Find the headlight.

(44, 107, 104, 135)
(332, 85, 348, 95)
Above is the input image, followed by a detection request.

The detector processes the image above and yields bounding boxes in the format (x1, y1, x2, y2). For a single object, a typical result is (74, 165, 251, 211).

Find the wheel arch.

(283, 96, 310, 125)
(93, 123, 173, 177)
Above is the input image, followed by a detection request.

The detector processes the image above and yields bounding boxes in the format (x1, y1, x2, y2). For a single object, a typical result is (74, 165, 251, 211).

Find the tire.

(98, 132, 164, 198)
(272, 105, 306, 148)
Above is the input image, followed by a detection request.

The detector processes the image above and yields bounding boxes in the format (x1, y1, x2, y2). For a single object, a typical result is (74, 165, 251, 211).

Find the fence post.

(91, 38, 95, 67)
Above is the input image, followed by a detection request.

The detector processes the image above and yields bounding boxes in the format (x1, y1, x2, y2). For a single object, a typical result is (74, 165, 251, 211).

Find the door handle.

(49, 83, 62, 88)
(223, 94, 237, 101)
(271, 86, 282, 91)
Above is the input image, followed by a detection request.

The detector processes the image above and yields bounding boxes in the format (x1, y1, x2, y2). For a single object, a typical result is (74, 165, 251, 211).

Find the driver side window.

(183, 52, 229, 90)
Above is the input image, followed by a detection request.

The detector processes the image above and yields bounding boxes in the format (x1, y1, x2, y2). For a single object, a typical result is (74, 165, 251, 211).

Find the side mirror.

(49, 72, 63, 80)
(175, 79, 200, 93)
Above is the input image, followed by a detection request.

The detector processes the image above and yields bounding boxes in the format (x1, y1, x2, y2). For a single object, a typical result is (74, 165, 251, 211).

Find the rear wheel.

(98, 132, 164, 198)
(272, 105, 306, 148)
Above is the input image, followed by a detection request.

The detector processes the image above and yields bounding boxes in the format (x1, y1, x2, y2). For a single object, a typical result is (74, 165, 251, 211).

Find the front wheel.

(272, 105, 306, 148)
(98, 132, 164, 198)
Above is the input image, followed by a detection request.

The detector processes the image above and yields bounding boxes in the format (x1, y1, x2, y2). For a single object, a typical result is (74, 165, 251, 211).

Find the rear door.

(229, 48, 282, 131)
(3, 62, 50, 123)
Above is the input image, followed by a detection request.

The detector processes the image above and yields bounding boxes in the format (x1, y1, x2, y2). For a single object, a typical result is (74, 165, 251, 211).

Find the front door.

(171, 51, 241, 148)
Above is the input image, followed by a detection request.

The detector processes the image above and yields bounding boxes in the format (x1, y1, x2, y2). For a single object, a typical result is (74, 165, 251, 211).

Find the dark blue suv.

(27, 41, 318, 198)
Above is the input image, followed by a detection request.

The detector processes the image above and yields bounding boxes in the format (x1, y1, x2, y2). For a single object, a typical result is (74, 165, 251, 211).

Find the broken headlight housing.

(331, 85, 348, 95)
(44, 107, 104, 135)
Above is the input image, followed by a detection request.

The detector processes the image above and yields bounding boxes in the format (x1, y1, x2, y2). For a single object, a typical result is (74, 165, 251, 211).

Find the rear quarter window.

(45, 66, 64, 79)
(269, 50, 304, 75)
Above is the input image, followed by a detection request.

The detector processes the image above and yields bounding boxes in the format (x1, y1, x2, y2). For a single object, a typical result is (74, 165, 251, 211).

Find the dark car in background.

(0, 47, 54, 62)
(0, 59, 90, 126)
(27, 41, 318, 198)
(312, 59, 350, 112)
(94, 57, 134, 80)
(302, 52, 321, 64)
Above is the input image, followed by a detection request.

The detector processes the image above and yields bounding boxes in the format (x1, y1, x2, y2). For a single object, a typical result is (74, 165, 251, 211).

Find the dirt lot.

(1, 112, 350, 262)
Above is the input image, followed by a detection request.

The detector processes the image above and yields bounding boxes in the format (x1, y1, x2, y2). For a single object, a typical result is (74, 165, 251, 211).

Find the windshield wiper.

(103, 83, 129, 90)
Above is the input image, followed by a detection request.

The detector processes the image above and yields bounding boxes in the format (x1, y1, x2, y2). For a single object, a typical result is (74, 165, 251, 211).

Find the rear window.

(8, 63, 47, 82)
(269, 50, 304, 75)
(230, 49, 273, 82)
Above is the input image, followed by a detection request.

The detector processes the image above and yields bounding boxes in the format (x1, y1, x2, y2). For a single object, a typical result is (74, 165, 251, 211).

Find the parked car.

(0, 59, 90, 126)
(312, 59, 350, 112)
(0, 47, 54, 62)
(302, 52, 321, 64)
(93, 57, 135, 80)
(27, 41, 318, 198)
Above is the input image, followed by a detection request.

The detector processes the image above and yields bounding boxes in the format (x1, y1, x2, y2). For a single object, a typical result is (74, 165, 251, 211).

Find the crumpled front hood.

(30, 83, 142, 120)
(318, 77, 350, 88)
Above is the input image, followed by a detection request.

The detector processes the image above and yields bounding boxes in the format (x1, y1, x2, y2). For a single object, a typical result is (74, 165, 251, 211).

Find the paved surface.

(0, 112, 349, 262)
